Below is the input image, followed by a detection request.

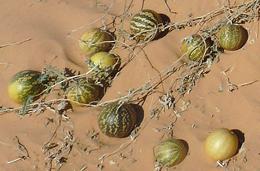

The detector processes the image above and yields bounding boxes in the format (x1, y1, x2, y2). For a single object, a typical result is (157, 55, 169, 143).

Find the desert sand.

(0, 0, 260, 171)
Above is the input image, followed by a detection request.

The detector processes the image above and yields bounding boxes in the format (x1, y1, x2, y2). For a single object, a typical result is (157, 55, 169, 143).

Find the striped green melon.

(98, 103, 137, 138)
(88, 52, 121, 74)
(130, 9, 162, 41)
(66, 80, 101, 105)
(8, 70, 44, 104)
(154, 139, 188, 167)
(79, 28, 114, 55)
(181, 34, 207, 61)
(217, 24, 248, 51)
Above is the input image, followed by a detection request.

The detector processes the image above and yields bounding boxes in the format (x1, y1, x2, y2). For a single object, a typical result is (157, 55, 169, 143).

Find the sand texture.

(0, 0, 260, 171)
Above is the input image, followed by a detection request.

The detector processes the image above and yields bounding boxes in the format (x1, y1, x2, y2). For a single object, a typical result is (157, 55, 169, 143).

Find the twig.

(98, 139, 133, 163)
(7, 157, 24, 164)
(238, 80, 258, 87)
(79, 165, 88, 171)
(67, 0, 115, 35)
(163, 0, 177, 14)
(0, 38, 31, 49)
(7, 136, 30, 164)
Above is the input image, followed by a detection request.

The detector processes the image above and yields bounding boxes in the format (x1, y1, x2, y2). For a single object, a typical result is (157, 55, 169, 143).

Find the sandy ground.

(0, 0, 260, 170)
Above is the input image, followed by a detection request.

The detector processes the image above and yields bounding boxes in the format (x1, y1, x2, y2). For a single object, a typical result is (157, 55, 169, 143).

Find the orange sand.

(0, 0, 260, 170)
